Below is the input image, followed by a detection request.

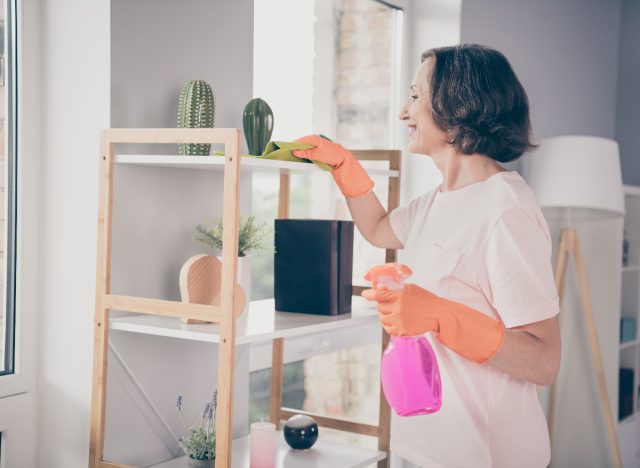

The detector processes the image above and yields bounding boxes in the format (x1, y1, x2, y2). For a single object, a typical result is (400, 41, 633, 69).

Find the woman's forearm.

(346, 191, 403, 249)
(488, 316, 561, 386)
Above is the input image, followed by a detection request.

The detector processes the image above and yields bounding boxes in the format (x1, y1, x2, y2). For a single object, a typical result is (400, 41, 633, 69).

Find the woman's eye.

(411, 95, 419, 101)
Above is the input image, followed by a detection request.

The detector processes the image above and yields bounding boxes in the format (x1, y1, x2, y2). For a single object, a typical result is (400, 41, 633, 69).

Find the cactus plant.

(243, 98, 274, 156)
(177, 80, 215, 156)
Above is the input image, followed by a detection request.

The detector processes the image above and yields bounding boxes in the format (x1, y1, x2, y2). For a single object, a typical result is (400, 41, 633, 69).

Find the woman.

(293, 44, 560, 468)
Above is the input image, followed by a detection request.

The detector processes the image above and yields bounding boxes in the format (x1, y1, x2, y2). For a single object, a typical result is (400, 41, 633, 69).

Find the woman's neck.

(431, 147, 507, 192)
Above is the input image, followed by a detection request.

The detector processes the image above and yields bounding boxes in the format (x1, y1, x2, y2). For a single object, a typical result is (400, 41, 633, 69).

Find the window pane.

(251, 0, 403, 300)
(250, 1, 402, 449)
(1, 0, 16, 376)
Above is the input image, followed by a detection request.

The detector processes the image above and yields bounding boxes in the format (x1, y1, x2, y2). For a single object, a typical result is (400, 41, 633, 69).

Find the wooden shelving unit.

(89, 128, 401, 468)
(618, 185, 640, 467)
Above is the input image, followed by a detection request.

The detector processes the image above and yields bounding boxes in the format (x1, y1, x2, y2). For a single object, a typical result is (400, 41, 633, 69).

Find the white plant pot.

(217, 254, 251, 314)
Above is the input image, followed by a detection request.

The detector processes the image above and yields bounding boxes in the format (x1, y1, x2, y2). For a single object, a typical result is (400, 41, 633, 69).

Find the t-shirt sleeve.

(388, 193, 430, 247)
(483, 205, 560, 328)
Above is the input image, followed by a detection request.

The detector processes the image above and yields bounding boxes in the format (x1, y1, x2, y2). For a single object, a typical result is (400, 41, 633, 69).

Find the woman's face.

(399, 58, 448, 155)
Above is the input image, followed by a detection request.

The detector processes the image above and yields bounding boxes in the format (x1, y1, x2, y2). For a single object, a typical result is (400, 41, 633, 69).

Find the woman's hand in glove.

(292, 134, 374, 198)
(363, 283, 505, 364)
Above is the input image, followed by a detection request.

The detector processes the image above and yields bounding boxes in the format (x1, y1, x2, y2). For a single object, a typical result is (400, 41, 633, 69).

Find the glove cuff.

(332, 158, 374, 198)
(435, 296, 505, 364)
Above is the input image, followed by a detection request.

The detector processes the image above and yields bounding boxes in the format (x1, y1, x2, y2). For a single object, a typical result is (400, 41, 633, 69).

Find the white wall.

(37, 0, 110, 467)
(400, 0, 461, 204)
(253, 0, 315, 141)
(616, 0, 640, 185)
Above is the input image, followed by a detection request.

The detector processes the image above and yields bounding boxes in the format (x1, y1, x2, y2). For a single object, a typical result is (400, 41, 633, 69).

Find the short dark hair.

(421, 44, 536, 162)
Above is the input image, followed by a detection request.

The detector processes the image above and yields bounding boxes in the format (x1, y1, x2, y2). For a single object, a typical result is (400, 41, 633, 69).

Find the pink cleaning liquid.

(372, 267, 442, 417)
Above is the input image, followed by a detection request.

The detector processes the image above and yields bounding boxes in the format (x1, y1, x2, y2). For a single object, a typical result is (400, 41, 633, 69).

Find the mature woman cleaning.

(292, 44, 561, 468)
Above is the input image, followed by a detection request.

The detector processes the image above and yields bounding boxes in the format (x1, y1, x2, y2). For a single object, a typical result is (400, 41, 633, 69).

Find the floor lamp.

(527, 135, 625, 468)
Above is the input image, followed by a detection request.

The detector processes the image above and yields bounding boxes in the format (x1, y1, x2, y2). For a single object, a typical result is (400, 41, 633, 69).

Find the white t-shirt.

(387, 170, 559, 468)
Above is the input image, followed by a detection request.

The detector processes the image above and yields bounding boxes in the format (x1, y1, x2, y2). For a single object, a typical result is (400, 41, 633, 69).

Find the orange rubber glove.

(362, 283, 505, 364)
(292, 134, 374, 198)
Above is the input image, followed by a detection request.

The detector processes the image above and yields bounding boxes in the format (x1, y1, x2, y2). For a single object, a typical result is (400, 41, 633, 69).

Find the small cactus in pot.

(177, 79, 215, 156)
(243, 97, 274, 156)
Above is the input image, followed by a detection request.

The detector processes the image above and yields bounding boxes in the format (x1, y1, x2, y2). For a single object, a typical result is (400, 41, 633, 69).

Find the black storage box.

(619, 367, 634, 420)
(274, 219, 354, 315)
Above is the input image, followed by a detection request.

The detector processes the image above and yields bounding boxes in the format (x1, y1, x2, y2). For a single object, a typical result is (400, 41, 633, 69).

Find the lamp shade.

(526, 135, 625, 220)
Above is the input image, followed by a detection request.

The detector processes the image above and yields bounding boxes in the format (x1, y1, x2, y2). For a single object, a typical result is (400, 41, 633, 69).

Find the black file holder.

(274, 219, 354, 315)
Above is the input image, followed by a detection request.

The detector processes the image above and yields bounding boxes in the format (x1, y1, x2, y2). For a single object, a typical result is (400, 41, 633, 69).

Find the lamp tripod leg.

(572, 232, 622, 468)
(548, 228, 572, 459)
(548, 228, 622, 468)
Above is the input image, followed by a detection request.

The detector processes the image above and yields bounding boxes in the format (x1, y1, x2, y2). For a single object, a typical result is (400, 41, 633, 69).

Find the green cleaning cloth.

(253, 141, 332, 172)
(212, 141, 332, 172)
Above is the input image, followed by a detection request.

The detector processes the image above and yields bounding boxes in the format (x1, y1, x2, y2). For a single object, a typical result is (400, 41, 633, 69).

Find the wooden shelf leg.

(377, 329, 391, 467)
(89, 131, 116, 468)
(270, 338, 285, 430)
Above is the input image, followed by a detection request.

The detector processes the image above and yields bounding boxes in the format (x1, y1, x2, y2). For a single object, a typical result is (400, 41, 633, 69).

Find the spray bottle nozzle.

(364, 263, 413, 290)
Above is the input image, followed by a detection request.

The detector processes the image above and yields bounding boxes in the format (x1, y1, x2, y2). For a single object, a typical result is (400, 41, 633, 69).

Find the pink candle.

(250, 421, 275, 468)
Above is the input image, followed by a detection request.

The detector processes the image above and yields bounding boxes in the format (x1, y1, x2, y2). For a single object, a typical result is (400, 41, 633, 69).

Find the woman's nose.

(398, 105, 408, 120)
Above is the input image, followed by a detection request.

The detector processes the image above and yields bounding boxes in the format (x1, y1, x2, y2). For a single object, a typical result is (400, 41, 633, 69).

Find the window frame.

(0, 0, 40, 463)
(0, 0, 17, 380)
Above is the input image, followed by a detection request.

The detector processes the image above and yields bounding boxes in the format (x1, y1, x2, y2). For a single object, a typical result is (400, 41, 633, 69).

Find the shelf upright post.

(215, 129, 243, 468)
(376, 149, 401, 467)
(269, 169, 290, 429)
(89, 130, 117, 468)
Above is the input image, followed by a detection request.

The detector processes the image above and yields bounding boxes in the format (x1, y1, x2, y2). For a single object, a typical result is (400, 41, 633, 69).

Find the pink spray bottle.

(364, 263, 442, 416)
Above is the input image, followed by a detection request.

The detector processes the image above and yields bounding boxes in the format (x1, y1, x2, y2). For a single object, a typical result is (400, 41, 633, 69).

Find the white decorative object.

(219, 254, 251, 314)
(527, 135, 624, 220)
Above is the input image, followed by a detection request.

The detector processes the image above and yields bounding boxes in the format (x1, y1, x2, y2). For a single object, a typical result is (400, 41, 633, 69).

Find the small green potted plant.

(194, 215, 271, 306)
(176, 392, 217, 468)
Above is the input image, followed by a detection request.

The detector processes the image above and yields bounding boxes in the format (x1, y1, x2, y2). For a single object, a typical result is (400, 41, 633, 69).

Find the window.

(252, 0, 404, 299)
(0, 0, 16, 377)
(251, 0, 403, 448)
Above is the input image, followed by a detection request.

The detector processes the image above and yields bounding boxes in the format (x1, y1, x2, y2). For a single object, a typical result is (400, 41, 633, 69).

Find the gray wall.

(111, 0, 254, 154)
(461, 0, 620, 143)
(107, 2, 255, 465)
(460, 2, 624, 467)
(616, 0, 640, 185)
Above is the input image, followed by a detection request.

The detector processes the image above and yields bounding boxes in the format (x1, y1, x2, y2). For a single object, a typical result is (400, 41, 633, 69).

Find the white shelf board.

(623, 265, 640, 273)
(116, 154, 400, 177)
(110, 297, 380, 345)
(619, 413, 637, 427)
(620, 339, 638, 350)
(149, 431, 386, 468)
(624, 185, 640, 197)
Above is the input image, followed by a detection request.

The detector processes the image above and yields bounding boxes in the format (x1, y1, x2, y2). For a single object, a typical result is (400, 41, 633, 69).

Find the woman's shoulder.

(485, 171, 543, 213)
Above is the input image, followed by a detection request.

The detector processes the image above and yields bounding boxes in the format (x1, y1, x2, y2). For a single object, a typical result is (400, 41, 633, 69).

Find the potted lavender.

(176, 391, 217, 467)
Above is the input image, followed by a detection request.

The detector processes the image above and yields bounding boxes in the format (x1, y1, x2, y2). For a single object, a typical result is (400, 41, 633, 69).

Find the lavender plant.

(176, 391, 218, 461)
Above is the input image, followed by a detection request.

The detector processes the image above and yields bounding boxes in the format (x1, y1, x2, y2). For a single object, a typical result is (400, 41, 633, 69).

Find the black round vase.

(283, 414, 318, 450)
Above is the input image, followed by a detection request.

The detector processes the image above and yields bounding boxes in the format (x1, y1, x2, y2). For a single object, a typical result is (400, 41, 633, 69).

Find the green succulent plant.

(243, 97, 274, 156)
(195, 215, 271, 257)
(177, 79, 215, 156)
